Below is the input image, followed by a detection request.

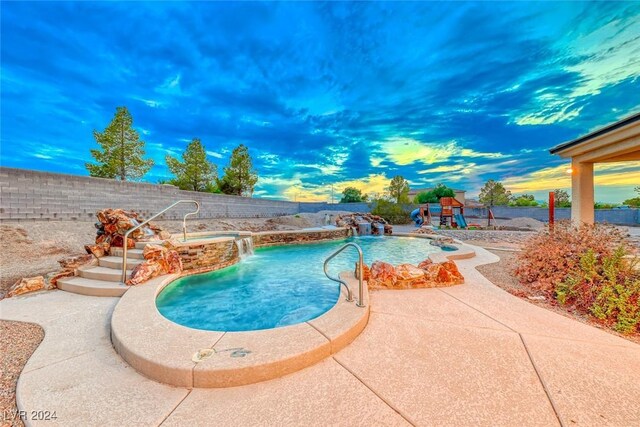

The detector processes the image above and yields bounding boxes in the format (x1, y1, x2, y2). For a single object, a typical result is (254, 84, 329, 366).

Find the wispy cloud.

(1, 2, 638, 202)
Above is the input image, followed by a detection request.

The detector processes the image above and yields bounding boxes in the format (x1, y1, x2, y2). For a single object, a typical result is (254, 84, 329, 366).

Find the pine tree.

(479, 180, 512, 207)
(86, 106, 154, 180)
(218, 144, 258, 196)
(166, 138, 217, 192)
(388, 175, 410, 204)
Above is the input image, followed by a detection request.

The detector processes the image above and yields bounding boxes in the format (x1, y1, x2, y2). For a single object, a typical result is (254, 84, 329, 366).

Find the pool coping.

(111, 232, 475, 389)
(111, 272, 370, 388)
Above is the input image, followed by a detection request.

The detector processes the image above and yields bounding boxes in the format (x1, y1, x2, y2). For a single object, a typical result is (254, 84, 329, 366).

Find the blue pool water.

(156, 236, 444, 332)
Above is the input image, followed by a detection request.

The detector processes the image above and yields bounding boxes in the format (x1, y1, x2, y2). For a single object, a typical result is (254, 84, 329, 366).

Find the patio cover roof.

(549, 112, 640, 162)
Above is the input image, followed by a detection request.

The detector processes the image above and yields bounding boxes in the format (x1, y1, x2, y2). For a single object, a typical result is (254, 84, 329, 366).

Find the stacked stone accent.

(167, 238, 240, 275)
(252, 228, 351, 247)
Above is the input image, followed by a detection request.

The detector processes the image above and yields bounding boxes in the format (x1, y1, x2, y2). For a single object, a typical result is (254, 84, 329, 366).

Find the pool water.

(156, 236, 443, 332)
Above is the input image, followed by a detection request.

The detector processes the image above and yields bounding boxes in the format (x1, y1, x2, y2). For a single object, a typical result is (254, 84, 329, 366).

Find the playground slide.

(454, 213, 468, 229)
(410, 208, 423, 226)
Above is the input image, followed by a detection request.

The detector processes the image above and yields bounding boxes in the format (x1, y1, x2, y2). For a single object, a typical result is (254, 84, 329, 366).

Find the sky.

(1, 1, 639, 203)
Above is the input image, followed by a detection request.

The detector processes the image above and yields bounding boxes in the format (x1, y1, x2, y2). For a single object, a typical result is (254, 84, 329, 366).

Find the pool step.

(135, 240, 165, 249)
(79, 266, 132, 282)
(99, 256, 143, 269)
(110, 248, 145, 259)
(57, 276, 129, 297)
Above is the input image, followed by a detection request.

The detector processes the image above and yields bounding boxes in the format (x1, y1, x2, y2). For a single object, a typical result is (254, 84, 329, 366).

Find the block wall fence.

(0, 167, 366, 221)
(0, 167, 637, 225)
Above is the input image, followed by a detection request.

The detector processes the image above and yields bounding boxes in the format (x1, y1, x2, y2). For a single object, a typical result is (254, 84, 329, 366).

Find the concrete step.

(135, 240, 165, 249)
(57, 276, 129, 297)
(110, 248, 145, 259)
(99, 256, 144, 270)
(79, 266, 131, 282)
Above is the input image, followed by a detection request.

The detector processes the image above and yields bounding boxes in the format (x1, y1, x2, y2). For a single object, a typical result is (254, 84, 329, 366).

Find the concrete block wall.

(464, 206, 638, 225)
(298, 202, 372, 213)
(2, 167, 637, 225)
(0, 167, 300, 221)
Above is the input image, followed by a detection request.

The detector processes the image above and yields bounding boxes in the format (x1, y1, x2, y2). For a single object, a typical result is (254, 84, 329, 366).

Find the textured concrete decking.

(1, 246, 639, 426)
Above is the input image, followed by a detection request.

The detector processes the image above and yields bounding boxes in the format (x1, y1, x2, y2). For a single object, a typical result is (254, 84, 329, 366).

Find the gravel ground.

(432, 230, 535, 249)
(477, 250, 640, 345)
(0, 321, 44, 427)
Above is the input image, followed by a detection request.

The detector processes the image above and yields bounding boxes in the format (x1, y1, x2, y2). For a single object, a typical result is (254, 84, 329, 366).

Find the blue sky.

(1, 1, 639, 202)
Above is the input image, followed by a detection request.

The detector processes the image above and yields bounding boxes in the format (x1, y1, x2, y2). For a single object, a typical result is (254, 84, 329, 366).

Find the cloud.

(1, 2, 639, 202)
(381, 138, 507, 166)
(503, 162, 640, 192)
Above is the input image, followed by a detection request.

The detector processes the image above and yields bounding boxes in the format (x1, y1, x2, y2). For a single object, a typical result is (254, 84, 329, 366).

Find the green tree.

(623, 197, 640, 207)
(218, 144, 258, 196)
(554, 189, 571, 207)
(414, 192, 438, 204)
(414, 183, 455, 203)
(510, 194, 538, 207)
(165, 138, 218, 192)
(623, 187, 640, 207)
(478, 180, 511, 207)
(86, 106, 154, 180)
(388, 175, 410, 204)
(371, 198, 411, 224)
(340, 187, 367, 203)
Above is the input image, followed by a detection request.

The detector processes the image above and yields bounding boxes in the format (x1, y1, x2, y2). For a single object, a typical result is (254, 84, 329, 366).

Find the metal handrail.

(323, 242, 365, 307)
(121, 200, 200, 282)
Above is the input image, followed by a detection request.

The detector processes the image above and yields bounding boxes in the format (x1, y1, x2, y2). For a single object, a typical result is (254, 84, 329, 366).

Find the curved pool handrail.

(121, 200, 200, 283)
(323, 242, 365, 307)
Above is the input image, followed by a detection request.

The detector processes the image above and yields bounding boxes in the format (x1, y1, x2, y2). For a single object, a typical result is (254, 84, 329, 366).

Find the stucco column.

(571, 159, 594, 224)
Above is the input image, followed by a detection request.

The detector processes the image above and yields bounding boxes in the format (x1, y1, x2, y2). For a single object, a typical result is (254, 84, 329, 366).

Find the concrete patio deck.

(1, 246, 639, 426)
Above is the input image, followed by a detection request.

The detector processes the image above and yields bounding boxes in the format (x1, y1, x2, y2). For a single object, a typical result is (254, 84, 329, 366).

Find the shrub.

(515, 221, 626, 292)
(371, 199, 411, 224)
(594, 202, 618, 209)
(516, 222, 640, 334)
(622, 197, 640, 207)
(510, 194, 539, 207)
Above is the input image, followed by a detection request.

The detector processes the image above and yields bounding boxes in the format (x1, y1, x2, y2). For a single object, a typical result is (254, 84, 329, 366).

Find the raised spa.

(156, 236, 446, 332)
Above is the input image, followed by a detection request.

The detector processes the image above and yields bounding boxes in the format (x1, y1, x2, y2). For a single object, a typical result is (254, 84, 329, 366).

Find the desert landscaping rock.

(366, 259, 464, 290)
(7, 277, 49, 298)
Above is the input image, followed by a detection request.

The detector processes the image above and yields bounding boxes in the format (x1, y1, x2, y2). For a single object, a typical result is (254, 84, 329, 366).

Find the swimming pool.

(156, 236, 444, 332)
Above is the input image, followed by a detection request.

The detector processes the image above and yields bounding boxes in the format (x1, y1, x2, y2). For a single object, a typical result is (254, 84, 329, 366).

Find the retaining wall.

(1, 168, 638, 225)
(298, 202, 371, 213)
(0, 167, 300, 221)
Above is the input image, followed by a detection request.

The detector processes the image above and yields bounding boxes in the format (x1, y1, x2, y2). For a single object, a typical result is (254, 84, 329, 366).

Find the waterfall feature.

(235, 237, 255, 258)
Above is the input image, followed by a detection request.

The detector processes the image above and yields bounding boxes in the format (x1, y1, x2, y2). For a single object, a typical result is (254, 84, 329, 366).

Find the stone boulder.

(417, 259, 433, 269)
(422, 260, 464, 286)
(369, 261, 397, 289)
(7, 276, 50, 297)
(335, 213, 393, 235)
(395, 264, 428, 289)
(46, 253, 96, 288)
(48, 270, 75, 287)
(354, 262, 371, 281)
(367, 259, 464, 290)
(85, 242, 110, 258)
(126, 244, 183, 286)
(93, 208, 170, 252)
(127, 262, 164, 286)
(59, 254, 94, 270)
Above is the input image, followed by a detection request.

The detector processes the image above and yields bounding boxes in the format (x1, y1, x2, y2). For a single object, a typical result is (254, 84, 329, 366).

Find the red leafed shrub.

(515, 221, 626, 293)
(516, 222, 640, 334)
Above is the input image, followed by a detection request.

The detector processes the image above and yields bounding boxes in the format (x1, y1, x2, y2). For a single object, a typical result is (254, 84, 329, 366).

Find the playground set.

(411, 197, 495, 229)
